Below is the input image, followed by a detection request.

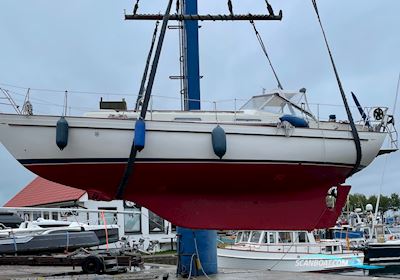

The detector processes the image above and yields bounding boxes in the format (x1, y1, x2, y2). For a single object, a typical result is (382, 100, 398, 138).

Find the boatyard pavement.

(0, 264, 394, 279)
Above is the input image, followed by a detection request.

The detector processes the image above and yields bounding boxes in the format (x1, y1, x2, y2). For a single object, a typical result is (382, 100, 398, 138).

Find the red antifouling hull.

(26, 161, 351, 230)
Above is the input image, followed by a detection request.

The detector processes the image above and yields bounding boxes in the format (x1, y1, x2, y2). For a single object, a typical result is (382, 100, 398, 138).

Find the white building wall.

(82, 200, 176, 252)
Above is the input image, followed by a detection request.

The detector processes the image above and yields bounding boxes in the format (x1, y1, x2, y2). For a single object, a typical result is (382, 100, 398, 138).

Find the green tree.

(349, 193, 367, 211)
(390, 193, 400, 209)
(379, 195, 391, 212)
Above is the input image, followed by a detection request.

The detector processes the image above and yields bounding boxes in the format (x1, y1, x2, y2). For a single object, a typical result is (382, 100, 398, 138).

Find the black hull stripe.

(18, 158, 363, 169)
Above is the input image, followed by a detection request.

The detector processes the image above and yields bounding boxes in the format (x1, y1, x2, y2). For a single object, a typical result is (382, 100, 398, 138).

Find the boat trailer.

(0, 248, 143, 274)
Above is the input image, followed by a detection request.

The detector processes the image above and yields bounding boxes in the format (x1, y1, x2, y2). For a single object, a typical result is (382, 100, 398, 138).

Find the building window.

(124, 208, 141, 234)
(98, 207, 118, 225)
(33, 212, 41, 221)
(149, 211, 165, 233)
(52, 212, 59, 220)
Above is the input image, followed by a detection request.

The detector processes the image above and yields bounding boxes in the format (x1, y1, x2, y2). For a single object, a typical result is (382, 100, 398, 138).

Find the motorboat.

(0, 229, 100, 255)
(0, 89, 396, 230)
(217, 230, 364, 272)
(19, 218, 120, 245)
(0, 218, 119, 255)
(0, 211, 23, 229)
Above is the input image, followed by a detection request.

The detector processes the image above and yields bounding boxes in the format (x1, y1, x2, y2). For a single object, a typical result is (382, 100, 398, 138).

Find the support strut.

(125, 13, 282, 21)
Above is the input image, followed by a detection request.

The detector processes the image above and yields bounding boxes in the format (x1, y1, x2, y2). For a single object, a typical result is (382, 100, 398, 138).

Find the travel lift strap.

(311, 0, 362, 176)
(115, 0, 174, 199)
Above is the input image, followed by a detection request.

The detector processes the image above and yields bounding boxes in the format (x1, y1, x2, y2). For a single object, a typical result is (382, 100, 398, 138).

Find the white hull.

(0, 114, 386, 167)
(217, 248, 364, 272)
(0, 112, 389, 230)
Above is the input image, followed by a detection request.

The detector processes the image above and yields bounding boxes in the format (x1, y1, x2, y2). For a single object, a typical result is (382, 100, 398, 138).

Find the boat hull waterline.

(0, 114, 386, 230)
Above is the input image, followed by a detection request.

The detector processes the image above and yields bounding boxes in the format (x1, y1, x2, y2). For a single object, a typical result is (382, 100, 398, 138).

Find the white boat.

(0, 90, 395, 230)
(0, 218, 120, 254)
(217, 230, 364, 272)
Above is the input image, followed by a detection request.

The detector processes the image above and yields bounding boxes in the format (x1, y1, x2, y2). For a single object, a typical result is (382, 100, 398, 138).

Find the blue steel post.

(184, 0, 201, 110)
(177, 227, 218, 276)
(177, 1, 217, 277)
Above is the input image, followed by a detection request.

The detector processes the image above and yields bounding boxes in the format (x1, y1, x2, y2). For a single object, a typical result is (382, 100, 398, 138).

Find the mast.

(124, 2, 282, 111)
(183, 0, 201, 110)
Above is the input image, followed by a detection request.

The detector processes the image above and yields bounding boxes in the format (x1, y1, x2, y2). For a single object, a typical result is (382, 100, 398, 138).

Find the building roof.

(4, 177, 86, 207)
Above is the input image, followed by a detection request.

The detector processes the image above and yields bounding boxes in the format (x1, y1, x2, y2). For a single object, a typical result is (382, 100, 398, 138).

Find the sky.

(0, 1, 399, 205)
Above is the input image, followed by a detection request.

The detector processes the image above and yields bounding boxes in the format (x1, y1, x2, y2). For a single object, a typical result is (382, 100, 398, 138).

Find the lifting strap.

(311, 0, 362, 176)
(133, 0, 139, 15)
(115, 0, 174, 199)
(228, 0, 234, 16)
(249, 20, 283, 90)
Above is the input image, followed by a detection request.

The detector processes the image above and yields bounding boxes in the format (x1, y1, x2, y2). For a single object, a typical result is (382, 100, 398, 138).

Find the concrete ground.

(0, 264, 395, 280)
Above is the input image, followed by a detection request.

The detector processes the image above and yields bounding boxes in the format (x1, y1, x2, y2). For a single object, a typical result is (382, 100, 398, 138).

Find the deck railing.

(1, 87, 397, 148)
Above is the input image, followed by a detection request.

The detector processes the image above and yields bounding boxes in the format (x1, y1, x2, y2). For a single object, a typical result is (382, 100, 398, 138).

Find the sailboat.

(0, 1, 397, 230)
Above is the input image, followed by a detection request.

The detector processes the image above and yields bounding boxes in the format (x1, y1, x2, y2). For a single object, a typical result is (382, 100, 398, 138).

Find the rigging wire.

(393, 72, 400, 116)
(311, 0, 362, 177)
(249, 20, 283, 90)
(0, 82, 132, 96)
(135, 20, 160, 111)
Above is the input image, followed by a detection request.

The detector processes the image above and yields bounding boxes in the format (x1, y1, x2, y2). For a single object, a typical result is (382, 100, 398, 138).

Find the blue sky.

(0, 0, 399, 205)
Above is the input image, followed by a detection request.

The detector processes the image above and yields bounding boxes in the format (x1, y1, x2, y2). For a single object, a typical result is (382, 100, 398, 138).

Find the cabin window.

(278, 232, 292, 243)
(297, 232, 308, 243)
(235, 118, 262, 122)
(43, 212, 49, 220)
(236, 232, 243, 243)
(268, 232, 276, 243)
(250, 231, 262, 243)
(98, 207, 118, 225)
(333, 245, 340, 252)
(261, 233, 267, 243)
(174, 117, 202, 121)
(242, 231, 251, 243)
(149, 210, 165, 233)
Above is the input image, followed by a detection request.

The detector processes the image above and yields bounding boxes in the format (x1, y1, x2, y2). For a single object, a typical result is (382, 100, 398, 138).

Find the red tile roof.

(4, 177, 86, 207)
